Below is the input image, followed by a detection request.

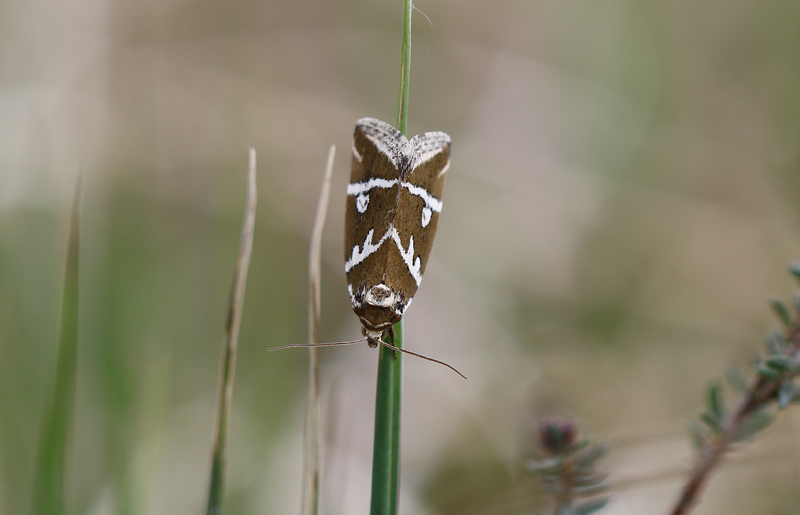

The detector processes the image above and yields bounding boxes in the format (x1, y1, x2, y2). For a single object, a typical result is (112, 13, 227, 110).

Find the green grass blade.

(205, 149, 257, 515)
(32, 179, 81, 515)
(302, 145, 336, 515)
(395, 0, 412, 135)
(370, 322, 403, 515)
(370, 1, 412, 513)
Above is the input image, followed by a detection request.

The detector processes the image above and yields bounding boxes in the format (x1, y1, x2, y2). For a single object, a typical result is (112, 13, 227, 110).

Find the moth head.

(362, 326, 384, 348)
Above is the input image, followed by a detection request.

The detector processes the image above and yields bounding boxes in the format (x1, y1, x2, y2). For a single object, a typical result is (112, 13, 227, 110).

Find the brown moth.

(345, 117, 451, 347)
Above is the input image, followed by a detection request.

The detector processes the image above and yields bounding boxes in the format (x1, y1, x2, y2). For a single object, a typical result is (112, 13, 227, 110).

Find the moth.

(345, 117, 451, 347)
(269, 118, 462, 377)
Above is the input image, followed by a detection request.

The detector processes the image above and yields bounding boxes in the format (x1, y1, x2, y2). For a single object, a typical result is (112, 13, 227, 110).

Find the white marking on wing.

(345, 228, 392, 273)
(401, 182, 443, 212)
(347, 178, 399, 196)
(394, 295, 413, 316)
(356, 194, 369, 213)
(390, 229, 422, 286)
(352, 142, 362, 162)
(437, 159, 450, 178)
(357, 118, 411, 170)
(347, 283, 361, 308)
(410, 131, 451, 168)
(345, 225, 424, 286)
(421, 207, 432, 227)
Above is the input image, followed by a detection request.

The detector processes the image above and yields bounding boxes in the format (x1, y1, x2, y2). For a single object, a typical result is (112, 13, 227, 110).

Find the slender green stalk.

(370, 324, 404, 515)
(370, 1, 412, 512)
(32, 179, 81, 515)
(370, 4, 412, 513)
(205, 149, 257, 515)
(396, 0, 412, 135)
(302, 145, 336, 515)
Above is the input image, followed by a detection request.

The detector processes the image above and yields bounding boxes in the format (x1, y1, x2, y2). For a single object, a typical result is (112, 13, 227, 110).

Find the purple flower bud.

(538, 417, 577, 454)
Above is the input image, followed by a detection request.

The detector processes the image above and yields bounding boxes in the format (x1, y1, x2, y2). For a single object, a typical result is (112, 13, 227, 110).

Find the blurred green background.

(3, 0, 800, 514)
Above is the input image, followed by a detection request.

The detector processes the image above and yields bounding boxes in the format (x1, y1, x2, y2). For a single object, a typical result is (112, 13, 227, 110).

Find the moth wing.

(387, 131, 451, 296)
(345, 118, 406, 300)
(409, 131, 450, 200)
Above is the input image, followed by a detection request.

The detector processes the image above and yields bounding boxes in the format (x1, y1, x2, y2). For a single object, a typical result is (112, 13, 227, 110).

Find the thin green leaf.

(792, 293, 800, 313)
(688, 421, 707, 451)
(575, 444, 607, 468)
(572, 479, 610, 495)
(555, 503, 576, 515)
(527, 456, 566, 476)
(765, 356, 795, 373)
(735, 409, 775, 442)
(395, 0, 412, 135)
(778, 381, 793, 410)
(569, 439, 591, 455)
(770, 298, 794, 329)
(574, 499, 610, 515)
(725, 365, 747, 394)
(699, 411, 722, 433)
(205, 150, 257, 515)
(756, 365, 782, 381)
(789, 261, 800, 282)
(706, 382, 725, 419)
(32, 179, 81, 515)
(766, 331, 785, 354)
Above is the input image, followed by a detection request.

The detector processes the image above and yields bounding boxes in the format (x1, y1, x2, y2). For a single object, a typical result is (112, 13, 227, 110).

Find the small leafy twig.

(526, 416, 610, 515)
(205, 149, 257, 515)
(669, 263, 800, 515)
(302, 144, 335, 515)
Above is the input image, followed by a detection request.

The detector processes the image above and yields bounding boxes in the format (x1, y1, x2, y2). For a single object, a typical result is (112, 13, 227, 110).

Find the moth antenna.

(267, 337, 368, 351)
(379, 341, 467, 379)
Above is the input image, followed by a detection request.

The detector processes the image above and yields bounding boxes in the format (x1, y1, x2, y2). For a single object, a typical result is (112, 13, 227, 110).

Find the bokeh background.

(3, 0, 800, 513)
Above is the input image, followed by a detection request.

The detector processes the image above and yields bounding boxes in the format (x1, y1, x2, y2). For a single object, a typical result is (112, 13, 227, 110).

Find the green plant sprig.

(526, 417, 610, 515)
(669, 263, 800, 515)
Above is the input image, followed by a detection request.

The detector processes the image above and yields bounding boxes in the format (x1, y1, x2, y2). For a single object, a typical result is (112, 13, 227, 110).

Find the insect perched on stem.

(344, 118, 450, 346)
(269, 118, 463, 378)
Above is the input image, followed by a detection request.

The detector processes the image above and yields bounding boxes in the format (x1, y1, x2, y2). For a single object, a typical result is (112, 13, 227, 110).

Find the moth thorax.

(365, 284, 395, 307)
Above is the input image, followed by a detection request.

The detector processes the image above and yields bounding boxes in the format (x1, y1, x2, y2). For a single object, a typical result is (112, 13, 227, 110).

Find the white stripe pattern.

(345, 228, 391, 273)
(401, 182, 443, 212)
(390, 229, 422, 285)
(346, 178, 399, 196)
(345, 226, 423, 286)
(347, 179, 442, 212)
(410, 132, 451, 169)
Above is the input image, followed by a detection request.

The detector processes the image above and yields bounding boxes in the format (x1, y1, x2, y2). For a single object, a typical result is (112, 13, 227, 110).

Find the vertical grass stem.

(370, 2, 412, 513)
(205, 149, 257, 515)
(32, 178, 81, 515)
(302, 145, 336, 515)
